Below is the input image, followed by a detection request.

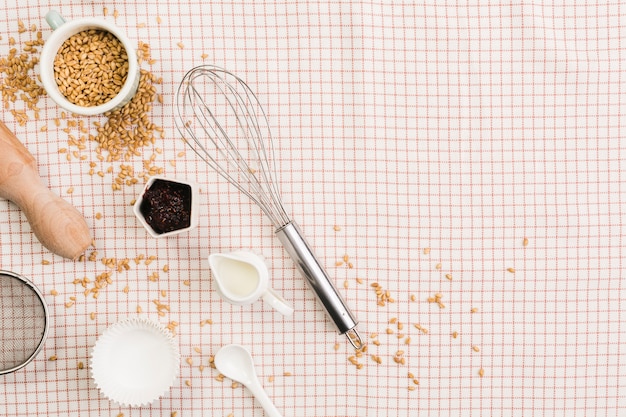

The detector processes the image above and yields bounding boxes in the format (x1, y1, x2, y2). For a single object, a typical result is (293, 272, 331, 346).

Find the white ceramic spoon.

(214, 344, 283, 417)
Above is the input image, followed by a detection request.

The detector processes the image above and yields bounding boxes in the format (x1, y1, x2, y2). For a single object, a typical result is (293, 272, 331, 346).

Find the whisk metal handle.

(276, 221, 363, 349)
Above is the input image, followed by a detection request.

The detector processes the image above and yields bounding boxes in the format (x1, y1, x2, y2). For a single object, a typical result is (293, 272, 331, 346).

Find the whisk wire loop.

(175, 65, 290, 227)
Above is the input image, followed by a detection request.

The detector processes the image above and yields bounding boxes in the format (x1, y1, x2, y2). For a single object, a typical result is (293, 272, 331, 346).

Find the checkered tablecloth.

(0, 2, 624, 416)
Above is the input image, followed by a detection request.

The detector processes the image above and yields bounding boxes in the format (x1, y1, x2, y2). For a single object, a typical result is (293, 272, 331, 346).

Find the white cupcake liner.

(90, 317, 180, 407)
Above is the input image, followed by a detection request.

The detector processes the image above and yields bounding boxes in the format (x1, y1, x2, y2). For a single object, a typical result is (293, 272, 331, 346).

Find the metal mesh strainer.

(0, 270, 49, 375)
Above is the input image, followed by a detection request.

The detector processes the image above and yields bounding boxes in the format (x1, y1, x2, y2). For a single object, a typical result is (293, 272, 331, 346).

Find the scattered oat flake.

(49, 355, 57, 361)
(507, 267, 515, 273)
(427, 292, 445, 308)
(177, 42, 185, 49)
(423, 247, 431, 255)
(479, 368, 485, 377)
(372, 282, 394, 306)
(523, 237, 529, 247)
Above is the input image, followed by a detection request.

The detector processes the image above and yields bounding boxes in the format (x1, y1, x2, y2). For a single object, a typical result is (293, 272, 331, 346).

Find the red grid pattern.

(0, 1, 625, 416)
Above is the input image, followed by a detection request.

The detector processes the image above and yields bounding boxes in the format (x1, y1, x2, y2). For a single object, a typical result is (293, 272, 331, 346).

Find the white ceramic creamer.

(209, 251, 293, 316)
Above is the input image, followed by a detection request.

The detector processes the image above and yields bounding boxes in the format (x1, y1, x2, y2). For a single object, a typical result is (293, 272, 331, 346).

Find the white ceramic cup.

(209, 251, 294, 316)
(39, 10, 140, 116)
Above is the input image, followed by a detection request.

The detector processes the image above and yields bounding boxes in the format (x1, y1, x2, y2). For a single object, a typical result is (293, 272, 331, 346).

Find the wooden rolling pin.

(0, 120, 92, 260)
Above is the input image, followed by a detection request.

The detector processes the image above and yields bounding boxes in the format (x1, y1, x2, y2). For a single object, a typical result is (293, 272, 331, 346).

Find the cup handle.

(262, 287, 294, 316)
(45, 10, 66, 30)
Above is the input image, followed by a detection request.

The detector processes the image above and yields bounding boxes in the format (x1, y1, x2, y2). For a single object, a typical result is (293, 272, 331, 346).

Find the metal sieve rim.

(0, 270, 50, 375)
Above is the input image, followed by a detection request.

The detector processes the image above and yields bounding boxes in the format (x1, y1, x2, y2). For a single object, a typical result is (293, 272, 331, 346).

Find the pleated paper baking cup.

(90, 317, 180, 407)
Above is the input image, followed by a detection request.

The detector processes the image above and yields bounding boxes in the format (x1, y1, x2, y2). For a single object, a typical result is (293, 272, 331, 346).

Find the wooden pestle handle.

(0, 120, 92, 260)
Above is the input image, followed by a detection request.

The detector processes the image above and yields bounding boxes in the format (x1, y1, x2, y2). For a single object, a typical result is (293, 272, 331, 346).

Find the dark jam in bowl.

(139, 179, 192, 234)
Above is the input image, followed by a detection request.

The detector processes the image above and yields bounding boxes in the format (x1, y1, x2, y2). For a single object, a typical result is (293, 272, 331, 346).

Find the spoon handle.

(246, 380, 283, 417)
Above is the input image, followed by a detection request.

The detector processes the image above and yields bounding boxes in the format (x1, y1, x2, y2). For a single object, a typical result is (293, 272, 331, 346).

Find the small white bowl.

(90, 317, 180, 407)
(133, 176, 199, 238)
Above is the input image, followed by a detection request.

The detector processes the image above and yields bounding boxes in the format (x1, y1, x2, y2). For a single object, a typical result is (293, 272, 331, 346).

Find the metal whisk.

(175, 65, 362, 349)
